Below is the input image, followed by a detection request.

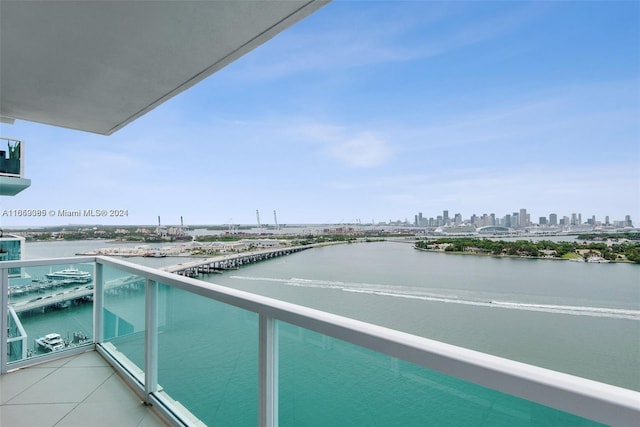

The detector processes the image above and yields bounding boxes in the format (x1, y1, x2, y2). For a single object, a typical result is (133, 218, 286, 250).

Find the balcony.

(0, 137, 30, 196)
(2, 256, 638, 426)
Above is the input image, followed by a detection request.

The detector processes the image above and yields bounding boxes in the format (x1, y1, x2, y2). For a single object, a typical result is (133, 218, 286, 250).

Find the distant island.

(415, 237, 640, 263)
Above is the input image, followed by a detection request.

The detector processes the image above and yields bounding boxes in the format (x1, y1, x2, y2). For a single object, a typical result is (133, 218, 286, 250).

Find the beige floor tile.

(7, 367, 114, 404)
(85, 373, 143, 407)
(137, 409, 170, 427)
(1, 351, 168, 426)
(63, 351, 108, 368)
(0, 402, 76, 427)
(57, 402, 149, 427)
(0, 367, 56, 405)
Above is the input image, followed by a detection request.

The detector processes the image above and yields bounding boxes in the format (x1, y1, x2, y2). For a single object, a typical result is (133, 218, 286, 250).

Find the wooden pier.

(162, 245, 314, 278)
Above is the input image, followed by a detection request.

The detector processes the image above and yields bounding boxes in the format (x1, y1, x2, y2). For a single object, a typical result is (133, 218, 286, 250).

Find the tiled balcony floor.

(0, 351, 168, 427)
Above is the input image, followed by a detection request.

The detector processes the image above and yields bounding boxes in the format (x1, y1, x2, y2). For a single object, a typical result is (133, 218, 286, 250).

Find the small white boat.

(36, 333, 65, 351)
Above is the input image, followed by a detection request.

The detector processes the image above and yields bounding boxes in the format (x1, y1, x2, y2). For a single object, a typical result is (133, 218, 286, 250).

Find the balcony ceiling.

(0, 1, 327, 135)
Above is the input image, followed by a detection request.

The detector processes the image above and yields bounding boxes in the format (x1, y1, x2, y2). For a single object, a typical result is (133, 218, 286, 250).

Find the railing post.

(93, 261, 103, 343)
(145, 279, 158, 403)
(259, 315, 278, 427)
(1, 266, 8, 374)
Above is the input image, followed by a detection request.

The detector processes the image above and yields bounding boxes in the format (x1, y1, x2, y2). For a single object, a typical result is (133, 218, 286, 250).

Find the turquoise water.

(204, 242, 640, 390)
(14, 240, 639, 425)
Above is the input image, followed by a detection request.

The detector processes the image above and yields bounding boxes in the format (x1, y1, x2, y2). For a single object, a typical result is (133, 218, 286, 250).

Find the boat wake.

(229, 275, 640, 321)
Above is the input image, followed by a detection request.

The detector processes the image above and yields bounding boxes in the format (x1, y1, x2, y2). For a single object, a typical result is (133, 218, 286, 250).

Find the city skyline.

(412, 208, 634, 229)
(1, 1, 638, 227)
(1, 205, 634, 229)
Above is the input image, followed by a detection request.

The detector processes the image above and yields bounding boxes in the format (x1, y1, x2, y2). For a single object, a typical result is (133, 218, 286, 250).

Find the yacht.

(35, 333, 65, 351)
(45, 267, 92, 283)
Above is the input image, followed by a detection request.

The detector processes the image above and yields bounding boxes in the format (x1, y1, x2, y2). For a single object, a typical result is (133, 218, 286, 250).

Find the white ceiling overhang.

(0, 1, 328, 135)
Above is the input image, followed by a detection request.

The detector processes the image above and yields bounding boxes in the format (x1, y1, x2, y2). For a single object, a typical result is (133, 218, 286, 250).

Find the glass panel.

(101, 265, 146, 374)
(277, 322, 605, 427)
(0, 237, 23, 276)
(7, 261, 94, 363)
(156, 283, 258, 426)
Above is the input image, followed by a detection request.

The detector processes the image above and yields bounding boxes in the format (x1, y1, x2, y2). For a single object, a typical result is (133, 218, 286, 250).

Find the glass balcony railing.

(2, 256, 639, 426)
(0, 137, 24, 177)
(0, 137, 30, 196)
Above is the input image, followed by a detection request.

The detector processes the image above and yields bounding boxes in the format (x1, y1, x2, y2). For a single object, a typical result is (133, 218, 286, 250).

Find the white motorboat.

(35, 333, 65, 351)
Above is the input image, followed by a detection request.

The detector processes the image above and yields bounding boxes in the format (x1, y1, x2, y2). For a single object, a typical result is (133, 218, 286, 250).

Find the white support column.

(259, 315, 278, 427)
(145, 279, 158, 402)
(93, 262, 103, 343)
(1, 266, 8, 374)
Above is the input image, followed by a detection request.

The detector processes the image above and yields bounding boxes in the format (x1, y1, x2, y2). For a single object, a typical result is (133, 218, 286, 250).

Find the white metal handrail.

(2, 256, 639, 426)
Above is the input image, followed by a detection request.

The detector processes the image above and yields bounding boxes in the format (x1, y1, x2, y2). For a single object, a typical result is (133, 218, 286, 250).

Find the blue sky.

(1, 1, 639, 227)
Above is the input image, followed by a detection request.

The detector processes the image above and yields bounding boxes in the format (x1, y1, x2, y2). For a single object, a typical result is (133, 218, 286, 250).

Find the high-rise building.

(549, 213, 557, 226)
(519, 209, 527, 228)
(578, 213, 582, 225)
(605, 216, 610, 226)
(625, 215, 633, 227)
(505, 214, 512, 228)
(571, 213, 577, 226)
(539, 217, 547, 225)
(454, 213, 462, 225)
(513, 212, 519, 228)
(443, 210, 449, 225)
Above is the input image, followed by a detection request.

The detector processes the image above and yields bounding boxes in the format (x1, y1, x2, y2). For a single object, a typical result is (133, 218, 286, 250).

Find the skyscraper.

(519, 208, 527, 228)
(549, 213, 557, 226)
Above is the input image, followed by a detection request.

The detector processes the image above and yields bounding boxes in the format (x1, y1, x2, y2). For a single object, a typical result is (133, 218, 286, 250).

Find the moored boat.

(45, 267, 92, 283)
(35, 333, 65, 351)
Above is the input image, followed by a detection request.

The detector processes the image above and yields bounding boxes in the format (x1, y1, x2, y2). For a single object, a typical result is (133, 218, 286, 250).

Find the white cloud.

(325, 131, 392, 168)
(274, 119, 394, 168)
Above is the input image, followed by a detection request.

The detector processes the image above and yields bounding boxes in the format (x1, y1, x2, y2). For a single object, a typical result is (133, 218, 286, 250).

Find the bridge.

(11, 285, 94, 314)
(162, 244, 317, 278)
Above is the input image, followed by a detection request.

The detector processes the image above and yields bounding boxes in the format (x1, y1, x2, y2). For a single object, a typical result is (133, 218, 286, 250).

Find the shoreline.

(413, 246, 633, 263)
